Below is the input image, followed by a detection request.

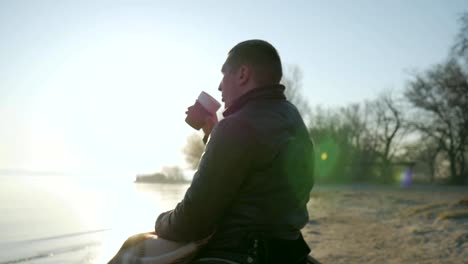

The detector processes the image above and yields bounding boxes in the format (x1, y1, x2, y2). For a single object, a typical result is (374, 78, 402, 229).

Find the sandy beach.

(303, 185, 468, 264)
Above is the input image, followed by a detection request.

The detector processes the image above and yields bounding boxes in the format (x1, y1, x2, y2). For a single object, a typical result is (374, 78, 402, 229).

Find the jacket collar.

(223, 84, 286, 117)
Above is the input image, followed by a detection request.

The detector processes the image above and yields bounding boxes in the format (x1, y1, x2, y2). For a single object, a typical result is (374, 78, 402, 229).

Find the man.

(155, 40, 315, 264)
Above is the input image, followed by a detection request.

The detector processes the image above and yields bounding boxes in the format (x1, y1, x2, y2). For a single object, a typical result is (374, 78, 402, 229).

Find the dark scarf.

(222, 84, 286, 117)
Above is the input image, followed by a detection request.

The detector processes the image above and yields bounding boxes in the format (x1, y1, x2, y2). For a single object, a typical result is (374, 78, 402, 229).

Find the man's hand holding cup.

(185, 91, 221, 137)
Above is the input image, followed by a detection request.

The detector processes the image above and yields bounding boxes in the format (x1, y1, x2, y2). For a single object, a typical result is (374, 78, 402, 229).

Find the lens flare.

(398, 167, 413, 187)
(321, 152, 328, 161)
(315, 136, 340, 179)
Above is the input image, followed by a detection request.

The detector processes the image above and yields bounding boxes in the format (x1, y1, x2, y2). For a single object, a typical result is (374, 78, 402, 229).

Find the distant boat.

(134, 172, 190, 184)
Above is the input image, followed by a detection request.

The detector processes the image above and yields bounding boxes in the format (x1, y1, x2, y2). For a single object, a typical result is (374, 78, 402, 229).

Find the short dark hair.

(225, 39, 283, 85)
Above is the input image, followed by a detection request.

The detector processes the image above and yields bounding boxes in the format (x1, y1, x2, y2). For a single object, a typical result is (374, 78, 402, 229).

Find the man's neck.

(223, 84, 286, 117)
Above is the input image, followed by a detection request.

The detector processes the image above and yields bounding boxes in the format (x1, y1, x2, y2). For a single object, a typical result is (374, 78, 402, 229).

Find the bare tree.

(404, 137, 442, 183)
(452, 12, 468, 63)
(372, 92, 407, 162)
(339, 103, 373, 155)
(356, 91, 407, 182)
(308, 104, 377, 182)
(182, 132, 205, 170)
(282, 65, 312, 123)
(338, 103, 383, 180)
(405, 59, 468, 184)
(307, 91, 412, 183)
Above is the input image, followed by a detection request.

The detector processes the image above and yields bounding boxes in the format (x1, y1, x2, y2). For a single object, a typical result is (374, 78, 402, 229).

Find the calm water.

(0, 175, 190, 264)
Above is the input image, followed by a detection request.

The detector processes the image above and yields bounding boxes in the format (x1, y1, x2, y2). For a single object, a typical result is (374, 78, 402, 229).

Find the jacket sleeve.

(155, 117, 254, 242)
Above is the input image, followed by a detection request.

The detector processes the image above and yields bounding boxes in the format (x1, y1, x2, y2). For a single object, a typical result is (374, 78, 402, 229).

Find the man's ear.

(237, 65, 251, 85)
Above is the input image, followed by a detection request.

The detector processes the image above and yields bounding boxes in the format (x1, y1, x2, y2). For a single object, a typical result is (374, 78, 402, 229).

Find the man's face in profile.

(219, 61, 239, 109)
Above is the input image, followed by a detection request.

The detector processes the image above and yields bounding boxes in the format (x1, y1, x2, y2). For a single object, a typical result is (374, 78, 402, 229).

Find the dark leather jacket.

(155, 84, 314, 246)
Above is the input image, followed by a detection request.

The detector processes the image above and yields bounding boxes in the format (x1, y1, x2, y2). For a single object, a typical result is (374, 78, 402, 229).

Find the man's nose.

(218, 83, 222, 91)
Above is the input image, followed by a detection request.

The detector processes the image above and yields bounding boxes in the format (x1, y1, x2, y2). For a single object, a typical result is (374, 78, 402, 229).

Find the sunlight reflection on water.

(0, 175, 190, 264)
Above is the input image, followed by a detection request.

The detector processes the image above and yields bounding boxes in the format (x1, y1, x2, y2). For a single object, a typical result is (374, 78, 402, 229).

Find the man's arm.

(155, 117, 254, 242)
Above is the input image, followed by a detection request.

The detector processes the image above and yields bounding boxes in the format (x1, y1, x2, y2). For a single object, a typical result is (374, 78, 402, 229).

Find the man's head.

(219, 39, 283, 108)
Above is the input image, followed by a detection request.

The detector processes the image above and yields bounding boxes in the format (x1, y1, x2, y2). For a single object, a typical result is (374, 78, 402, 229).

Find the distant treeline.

(305, 13, 468, 185)
(135, 166, 189, 184)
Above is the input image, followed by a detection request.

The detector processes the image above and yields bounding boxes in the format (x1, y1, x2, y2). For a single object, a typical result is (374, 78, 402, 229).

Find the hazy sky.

(1, 0, 467, 177)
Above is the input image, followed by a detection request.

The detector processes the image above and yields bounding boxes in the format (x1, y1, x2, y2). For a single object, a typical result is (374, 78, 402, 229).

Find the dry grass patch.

(401, 203, 446, 217)
(437, 209, 468, 220)
(451, 196, 468, 208)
